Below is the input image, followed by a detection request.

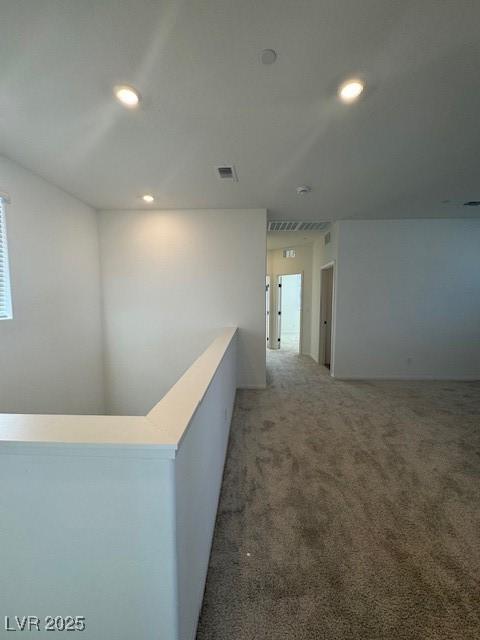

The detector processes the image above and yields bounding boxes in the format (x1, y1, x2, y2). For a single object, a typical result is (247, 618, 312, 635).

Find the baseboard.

(334, 374, 480, 382)
(238, 384, 267, 389)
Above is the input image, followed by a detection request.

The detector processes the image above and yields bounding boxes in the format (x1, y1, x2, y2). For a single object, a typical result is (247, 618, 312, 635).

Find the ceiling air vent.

(215, 165, 238, 181)
(297, 222, 328, 231)
(267, 221, 328, 232)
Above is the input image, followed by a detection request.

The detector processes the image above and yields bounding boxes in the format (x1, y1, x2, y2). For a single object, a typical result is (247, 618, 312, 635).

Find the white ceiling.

(1, 0, 480, 220)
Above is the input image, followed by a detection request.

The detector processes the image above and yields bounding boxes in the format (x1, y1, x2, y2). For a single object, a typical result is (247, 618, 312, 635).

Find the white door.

(320, 266, 334, 367)
(265, 276, 271, 347)
(278, 273, 302, 353)
(276, 276, 283, 349)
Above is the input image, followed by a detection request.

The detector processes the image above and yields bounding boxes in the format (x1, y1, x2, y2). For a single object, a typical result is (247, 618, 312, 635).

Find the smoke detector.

(261, 49, 277, 65)
(296, 185, 311, 196)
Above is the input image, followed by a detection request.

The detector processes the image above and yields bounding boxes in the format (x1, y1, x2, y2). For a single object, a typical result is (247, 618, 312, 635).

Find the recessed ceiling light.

(338, 79, 365, 103)
(114, 84, 141, 108)
(261, 49, 277, 65)
(142, 194, 154, 203)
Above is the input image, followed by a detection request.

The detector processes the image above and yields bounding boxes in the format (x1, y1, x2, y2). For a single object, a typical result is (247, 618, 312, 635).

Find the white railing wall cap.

(0, 327, 237, 459)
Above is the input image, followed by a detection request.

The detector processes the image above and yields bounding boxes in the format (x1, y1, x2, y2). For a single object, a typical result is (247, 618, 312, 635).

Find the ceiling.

(1, 0, 480, 220)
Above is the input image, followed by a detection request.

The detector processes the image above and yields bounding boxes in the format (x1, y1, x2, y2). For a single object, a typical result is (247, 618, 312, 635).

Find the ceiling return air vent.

(215, 165, 238, 181)
(267, 221, 328, 232)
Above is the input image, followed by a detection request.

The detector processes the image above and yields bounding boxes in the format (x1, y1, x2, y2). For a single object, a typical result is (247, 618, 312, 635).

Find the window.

(283, 248, 296, 258)
(0, 196, 12, 319)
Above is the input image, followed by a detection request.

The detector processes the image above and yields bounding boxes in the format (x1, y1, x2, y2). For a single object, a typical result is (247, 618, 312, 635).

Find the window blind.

(0, 197, 12, 319)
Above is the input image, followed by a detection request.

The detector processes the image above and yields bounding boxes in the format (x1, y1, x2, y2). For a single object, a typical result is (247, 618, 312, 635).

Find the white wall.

(267, 244, 313, 354)
(0, 156, 104, 414)
(0, 452, 178, 639)
(98, 209, 266, 414)
(334, 219, 480, 379)
(174, 332, 236, 640)
(0, 330, 238, 640)
(310, 224, 338, 362)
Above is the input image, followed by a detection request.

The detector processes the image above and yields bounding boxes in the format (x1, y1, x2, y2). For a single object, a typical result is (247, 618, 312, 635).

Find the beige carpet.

(196, 349, 480, 640)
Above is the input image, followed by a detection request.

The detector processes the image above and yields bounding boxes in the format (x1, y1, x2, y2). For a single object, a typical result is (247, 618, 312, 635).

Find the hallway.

(196, 350, 480, 639)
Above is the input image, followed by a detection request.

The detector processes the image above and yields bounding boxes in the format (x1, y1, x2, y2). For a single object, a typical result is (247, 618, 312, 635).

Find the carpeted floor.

(196, 349, 480, 640)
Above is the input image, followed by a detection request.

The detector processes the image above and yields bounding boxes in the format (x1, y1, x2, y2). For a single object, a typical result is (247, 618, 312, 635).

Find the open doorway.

(277, 273, 302, 352)
(319, 265, 334, 368)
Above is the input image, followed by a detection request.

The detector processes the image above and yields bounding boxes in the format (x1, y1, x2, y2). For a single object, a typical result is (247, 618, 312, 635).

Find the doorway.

(277, 273, 302, 353)
(319, 265, 334, 368)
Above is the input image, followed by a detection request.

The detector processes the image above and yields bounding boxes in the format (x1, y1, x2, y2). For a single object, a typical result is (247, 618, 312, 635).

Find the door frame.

(276, 271, 304, 353)
(265, 275, 271, 348)
(319, 261, 336, 374)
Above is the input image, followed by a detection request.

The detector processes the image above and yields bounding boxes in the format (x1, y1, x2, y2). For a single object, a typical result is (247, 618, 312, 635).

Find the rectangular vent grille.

(267, 221, 328, 232)
(268, 221, 299, 231)
(298, 222, 328, 231)
(215, 165, 238, 181)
